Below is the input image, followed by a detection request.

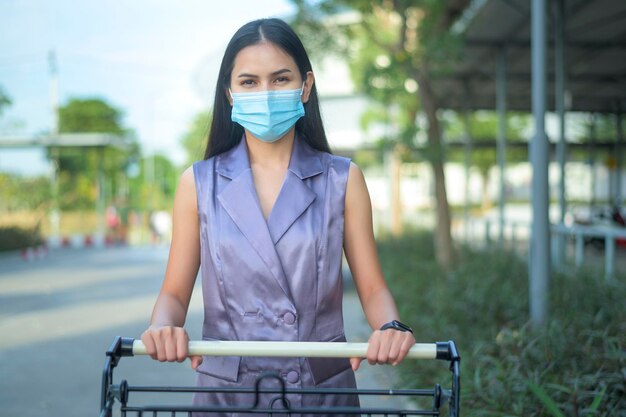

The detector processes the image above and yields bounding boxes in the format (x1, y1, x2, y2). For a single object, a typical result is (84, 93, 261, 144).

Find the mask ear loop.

(300, 82, 306, 97)
(227, 88, 234, 105)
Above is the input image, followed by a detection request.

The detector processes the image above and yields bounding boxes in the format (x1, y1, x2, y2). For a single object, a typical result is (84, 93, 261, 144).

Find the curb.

(49, 233, 126, 249)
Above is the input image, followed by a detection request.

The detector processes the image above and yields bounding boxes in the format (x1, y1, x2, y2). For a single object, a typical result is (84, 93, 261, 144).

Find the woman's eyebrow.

(237, 73, 258, 78)
(271, 68, 292, 76)
(236, 68, 292, 78)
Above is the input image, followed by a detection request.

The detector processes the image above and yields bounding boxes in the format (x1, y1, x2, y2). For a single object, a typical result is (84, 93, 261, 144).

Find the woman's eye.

(274, 77, 289, 84)
(241, 79, 255, 86)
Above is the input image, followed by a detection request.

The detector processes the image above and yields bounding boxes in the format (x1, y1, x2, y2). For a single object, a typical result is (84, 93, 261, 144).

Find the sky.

(0, 0, 296, 176)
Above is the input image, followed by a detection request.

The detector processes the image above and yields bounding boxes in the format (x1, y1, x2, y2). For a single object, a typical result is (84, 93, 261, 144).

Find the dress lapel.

(267, 138, 323, 244)
(215, 136, 324, 301)
(216, 138, 294, 302)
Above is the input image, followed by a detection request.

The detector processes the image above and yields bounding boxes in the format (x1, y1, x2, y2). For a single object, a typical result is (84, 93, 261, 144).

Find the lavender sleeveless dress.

(191, 136, 359, 415)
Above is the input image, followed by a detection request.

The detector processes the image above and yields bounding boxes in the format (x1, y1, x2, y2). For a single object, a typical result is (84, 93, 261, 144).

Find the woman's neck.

(245, 130, 295, 171)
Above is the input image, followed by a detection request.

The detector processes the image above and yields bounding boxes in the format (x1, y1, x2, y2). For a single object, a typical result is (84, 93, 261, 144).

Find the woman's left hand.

(350, 329, 416, 371)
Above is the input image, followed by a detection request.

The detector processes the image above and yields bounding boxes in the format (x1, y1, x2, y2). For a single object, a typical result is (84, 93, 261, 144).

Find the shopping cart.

(100, 336, 460, 416)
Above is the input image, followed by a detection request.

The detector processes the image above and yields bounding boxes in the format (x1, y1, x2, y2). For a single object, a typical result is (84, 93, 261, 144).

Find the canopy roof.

(436, 0, 626, 114)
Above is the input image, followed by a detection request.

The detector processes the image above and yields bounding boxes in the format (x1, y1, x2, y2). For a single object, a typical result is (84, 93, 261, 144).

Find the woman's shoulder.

(179, 165, 196, 190)
(192, 155, 217, 167)
(320, 151, 353, 177)
(170, 166, 198, 212)
(191, 157, 217, 178)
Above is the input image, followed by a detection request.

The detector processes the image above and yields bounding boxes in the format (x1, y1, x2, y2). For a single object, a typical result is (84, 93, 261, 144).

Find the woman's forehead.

(232, 42, 298, 76)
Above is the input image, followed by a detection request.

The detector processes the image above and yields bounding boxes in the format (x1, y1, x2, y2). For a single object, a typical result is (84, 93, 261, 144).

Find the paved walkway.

(0, 246, 410, 417)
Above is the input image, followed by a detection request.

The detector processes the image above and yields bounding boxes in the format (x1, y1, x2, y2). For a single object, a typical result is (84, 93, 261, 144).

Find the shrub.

(0, 225, 44, 252)
(379, 229, 625, 416)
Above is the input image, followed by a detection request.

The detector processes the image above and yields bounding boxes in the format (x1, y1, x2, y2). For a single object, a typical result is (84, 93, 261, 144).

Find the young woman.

(141, 18, 416, 413)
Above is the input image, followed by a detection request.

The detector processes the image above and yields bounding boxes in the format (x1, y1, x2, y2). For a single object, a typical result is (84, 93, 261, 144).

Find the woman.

(141, 18, 416, 414)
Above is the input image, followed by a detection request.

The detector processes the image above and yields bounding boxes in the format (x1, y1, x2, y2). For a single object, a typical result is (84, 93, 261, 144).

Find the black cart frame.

(100, 337, 460, 416)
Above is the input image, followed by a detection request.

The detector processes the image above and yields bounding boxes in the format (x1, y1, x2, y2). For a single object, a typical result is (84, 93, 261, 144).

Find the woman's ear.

(301, 71, 315, 103)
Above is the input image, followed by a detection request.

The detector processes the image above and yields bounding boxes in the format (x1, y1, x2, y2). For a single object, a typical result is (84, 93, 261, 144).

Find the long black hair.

(204, 18, 331, 159)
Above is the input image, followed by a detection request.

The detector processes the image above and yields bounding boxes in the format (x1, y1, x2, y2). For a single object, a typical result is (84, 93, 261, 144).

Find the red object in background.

(611, 207, 626, 247)
(20, 247, 33, 261)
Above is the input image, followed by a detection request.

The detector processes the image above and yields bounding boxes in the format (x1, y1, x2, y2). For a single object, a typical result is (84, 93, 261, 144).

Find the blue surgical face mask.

(230, 85, 305, 142)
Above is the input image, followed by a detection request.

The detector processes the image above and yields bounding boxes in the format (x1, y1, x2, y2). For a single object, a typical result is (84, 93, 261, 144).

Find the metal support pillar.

(589, 115, 597, 209)
(463, 81, 473, 243)
(615, 105, 623, 206)
(530, 0, 550, 328)
(496, 47, 507, 243)
(605, 235, 615, 280)
(555, 0, 567, 266)
(49, 147, 60, 242)
(48, 50, 60, 241)
(97, 147, 106, 238)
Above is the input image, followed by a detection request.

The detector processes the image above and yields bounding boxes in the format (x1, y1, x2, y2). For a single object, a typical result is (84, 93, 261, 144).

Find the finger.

(377, 331, 392, 364)
(190, 355, 203, 369)
(175, 329, 189, 362)
(350, 357, 363, 372)
(393, 334, 415, 366)
(141, 331, 158, 360)
(164, 332, 178, 362)
(386, 331, 404, 364)
(367, 331, 381, 365)
(153, 330, 167, 362)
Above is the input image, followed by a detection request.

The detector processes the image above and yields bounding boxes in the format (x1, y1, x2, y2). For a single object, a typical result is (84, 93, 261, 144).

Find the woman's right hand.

(140, 326, 203, 369)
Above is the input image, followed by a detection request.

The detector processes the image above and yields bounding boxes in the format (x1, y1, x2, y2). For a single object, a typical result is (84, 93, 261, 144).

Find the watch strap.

(379, 320, 413, 334)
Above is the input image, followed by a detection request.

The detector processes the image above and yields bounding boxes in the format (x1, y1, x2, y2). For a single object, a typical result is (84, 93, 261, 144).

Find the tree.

(52, 97, 138, 209)
(444, 110, 530, 209)
(127, 154, 179, 211)
(180, 110, 211, 167)
(0, 173, 51, 212)
(58, 98, 126, 135)
(292, 0, 464, 269)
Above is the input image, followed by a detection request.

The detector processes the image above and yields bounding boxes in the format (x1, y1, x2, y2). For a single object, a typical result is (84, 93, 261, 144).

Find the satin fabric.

(191, 136, 359, 416)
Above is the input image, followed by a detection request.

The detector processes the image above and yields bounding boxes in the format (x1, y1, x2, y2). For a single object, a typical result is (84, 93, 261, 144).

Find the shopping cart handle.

(125, 339, 456, 360)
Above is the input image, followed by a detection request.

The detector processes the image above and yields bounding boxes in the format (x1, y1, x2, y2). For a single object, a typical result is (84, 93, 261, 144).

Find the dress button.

(286, 370, 300, 384)
(283, 311, 296, 325)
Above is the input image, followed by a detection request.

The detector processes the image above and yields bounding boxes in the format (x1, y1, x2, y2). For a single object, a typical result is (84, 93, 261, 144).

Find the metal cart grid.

(100, 337, 460, 417)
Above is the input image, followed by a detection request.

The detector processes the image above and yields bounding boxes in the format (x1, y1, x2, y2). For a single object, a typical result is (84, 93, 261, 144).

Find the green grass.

(378, 229, 625, 416)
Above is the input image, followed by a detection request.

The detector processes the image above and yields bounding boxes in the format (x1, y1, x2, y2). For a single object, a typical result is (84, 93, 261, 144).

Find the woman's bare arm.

(343, 162, 415, 370)
(141, 166, 202, 368)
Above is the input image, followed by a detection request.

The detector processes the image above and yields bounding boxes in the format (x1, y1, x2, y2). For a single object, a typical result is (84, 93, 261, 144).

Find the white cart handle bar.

(101, 337, 461, 416)
(121, 338, 459, 361)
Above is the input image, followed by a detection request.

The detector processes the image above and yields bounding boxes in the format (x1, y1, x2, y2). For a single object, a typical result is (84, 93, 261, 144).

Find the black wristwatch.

(380, 320, 413, 334)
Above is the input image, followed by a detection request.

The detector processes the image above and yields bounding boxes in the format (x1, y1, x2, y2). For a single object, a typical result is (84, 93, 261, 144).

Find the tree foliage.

(180, 110, 211, 167)
(291, 0, 464, 268)
(0, 173, 51, 212)
(51, 97, 139, 210)
(444, 110, 531, 172)
(570, 113, 619, 143)
(127, 154, 179, 211)
(442, 110, 531, 208)
(58, 98, 127, 135)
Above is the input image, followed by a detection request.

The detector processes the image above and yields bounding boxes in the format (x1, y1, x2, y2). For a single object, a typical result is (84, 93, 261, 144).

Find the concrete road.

(0, 246, 423, 417)
(0, 246, 199, 417)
